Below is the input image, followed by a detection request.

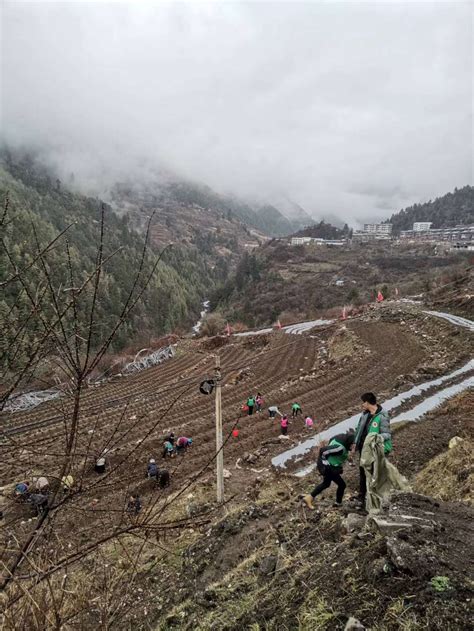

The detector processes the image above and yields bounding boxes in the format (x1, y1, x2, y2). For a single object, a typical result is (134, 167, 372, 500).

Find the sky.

(1, 0, 472, 225)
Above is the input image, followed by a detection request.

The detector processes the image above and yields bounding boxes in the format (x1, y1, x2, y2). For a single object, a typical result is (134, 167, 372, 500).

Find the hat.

(149, 458, 156, 464)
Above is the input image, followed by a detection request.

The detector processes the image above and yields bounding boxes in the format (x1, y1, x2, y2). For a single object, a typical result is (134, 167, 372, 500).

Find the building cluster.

(289, 222, 473, 249)
(290, 236, 346, 246)
(400, 223, 474, 244)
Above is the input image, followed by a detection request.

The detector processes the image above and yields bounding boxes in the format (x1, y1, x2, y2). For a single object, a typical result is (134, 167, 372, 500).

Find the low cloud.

(1, 1, 472, 224)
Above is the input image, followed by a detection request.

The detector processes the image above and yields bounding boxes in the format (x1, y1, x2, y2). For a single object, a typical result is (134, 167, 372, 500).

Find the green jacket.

(355, 407, 392, 454)
(247, 397, 255, 407)
(321, 438, 349, 468)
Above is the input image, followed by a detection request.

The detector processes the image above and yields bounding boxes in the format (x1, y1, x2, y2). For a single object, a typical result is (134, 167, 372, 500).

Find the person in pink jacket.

(305, 416, 314, 430)
(280, 415, 289, 436)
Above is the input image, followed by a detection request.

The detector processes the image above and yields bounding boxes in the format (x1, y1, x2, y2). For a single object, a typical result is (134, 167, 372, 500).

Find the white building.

(363, 223, 393, 234)
(413, 222, 432, 232)
(290, 236, 313, 246)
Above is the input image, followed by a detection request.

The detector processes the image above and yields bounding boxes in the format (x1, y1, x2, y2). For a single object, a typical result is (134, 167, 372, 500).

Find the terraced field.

(1, 304, 472, 573)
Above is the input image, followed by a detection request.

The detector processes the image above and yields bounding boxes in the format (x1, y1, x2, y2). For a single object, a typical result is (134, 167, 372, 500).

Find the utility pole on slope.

(215, 354, 224, 504)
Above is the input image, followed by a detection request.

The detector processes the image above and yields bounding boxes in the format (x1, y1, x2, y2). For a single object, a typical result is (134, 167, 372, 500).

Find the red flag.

(377, 291, 384, 302)
(232, 429, 239, 438)
(341, 306, 347, 320)
(395, 287, 399, 297)
(275, 319, 282, 330)
(225, 322, 232, 336)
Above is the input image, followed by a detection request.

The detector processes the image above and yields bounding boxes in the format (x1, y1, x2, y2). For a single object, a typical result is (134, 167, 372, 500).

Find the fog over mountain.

(1, 1, 472, 225)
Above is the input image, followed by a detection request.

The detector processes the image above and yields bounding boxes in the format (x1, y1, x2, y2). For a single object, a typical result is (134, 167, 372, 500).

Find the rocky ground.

(132, 391, 474, 630)
(5, 390, 464, 630)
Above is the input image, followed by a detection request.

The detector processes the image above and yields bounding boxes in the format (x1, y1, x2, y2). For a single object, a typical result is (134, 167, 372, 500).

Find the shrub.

(200, 312, 226, 337)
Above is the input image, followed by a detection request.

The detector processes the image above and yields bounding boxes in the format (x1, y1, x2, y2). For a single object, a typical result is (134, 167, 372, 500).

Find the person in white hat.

(33, 476, 50, 494)
(147, 458, 158, 479)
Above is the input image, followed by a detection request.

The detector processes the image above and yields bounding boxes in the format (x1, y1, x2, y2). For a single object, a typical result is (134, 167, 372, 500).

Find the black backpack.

(317, 448, 326, 475)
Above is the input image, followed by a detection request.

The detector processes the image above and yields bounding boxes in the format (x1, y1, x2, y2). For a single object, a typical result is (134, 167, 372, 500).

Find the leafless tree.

(0, 195, 227, 628)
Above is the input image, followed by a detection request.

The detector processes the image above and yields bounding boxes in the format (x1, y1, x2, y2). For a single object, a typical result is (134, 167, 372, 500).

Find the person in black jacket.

(303, 430, 355, 509)
(147, 458, 158, 479)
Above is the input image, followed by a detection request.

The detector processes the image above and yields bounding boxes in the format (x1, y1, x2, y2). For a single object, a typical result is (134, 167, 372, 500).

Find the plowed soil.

(0, 305, 472, 574)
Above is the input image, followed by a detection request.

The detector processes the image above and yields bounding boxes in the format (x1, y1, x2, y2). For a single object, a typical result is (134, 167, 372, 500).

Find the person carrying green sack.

(352, 392, 392, 506)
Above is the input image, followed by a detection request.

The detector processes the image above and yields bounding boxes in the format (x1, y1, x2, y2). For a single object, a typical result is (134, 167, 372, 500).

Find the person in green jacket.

(352, 392, 392, 505)
(303, 429, 355, 509)
(246, 395, 255, 415)
(291, 402, 302, 418)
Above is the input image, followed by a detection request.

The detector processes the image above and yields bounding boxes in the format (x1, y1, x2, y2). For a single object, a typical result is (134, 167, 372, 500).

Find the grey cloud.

(1, 1, 472, 225)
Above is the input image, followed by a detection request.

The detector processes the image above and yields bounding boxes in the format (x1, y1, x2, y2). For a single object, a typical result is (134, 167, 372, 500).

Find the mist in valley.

(1, 1, 472, 225)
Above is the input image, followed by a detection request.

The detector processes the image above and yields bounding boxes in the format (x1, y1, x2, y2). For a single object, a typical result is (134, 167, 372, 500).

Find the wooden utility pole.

(214, 354, 224, 503)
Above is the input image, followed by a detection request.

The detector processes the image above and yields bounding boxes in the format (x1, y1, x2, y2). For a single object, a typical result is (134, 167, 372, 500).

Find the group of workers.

(125, 431, 195, 517)
(244, 390, 400, 511)
(146, 459, 170, 488)
(11, 434, 189, 519)
(243, 393, 265, 415)
(12, 474, 77, 516)
(10, 389, 400, 520)
(13, 477, 51, 515)
(256, 400, 309, 436)
(302, 392, 403, 510)
(162, 433, 193, 458)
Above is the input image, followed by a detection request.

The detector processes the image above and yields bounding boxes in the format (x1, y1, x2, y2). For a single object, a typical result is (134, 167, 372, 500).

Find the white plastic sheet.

(122, 345, 175, 374)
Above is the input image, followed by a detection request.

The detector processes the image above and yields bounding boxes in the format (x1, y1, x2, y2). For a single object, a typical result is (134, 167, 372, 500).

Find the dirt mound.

(242, 334, 271, 349)
(414, 438, 474, 503)
(327, 325, 366, 362)
(200, 335, 231, 350)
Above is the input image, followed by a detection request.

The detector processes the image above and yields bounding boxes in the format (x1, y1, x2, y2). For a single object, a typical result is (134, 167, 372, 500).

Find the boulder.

(342, 513, 367, 534)
(369, 557, 391, 579)
(386, 537, 418, 572)
(259, 555, 278, 576)
(368, 515, 416, 535)
(448, 436, 463, 449)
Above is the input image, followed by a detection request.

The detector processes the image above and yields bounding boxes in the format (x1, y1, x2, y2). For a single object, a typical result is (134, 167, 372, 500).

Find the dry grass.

(414, 439, 473, 503)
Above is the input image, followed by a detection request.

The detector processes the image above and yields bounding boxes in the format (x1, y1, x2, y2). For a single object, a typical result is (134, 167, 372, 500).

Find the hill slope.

(0, 155, 213, 372)
(109, 175, 303, 240)
(212, 240, 470, 327)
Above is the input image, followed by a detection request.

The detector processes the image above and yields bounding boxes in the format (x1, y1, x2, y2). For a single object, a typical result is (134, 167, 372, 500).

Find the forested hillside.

(0, 155, 212, 372)
(388, 186, 474, 232)
(292, 220, 351, 239)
